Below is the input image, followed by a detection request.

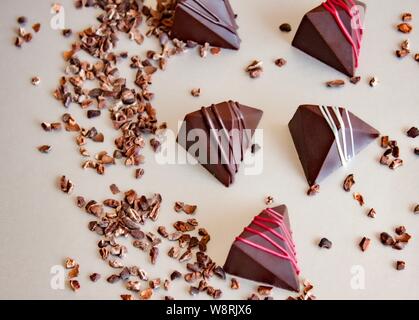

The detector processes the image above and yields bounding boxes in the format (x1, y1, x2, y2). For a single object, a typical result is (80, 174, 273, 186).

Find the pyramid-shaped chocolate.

(170, 0, 241, 50)
(223, 205, 300, 292)
(292, 0, 366, 76)
(177, 101, 263, 187)
(289, 104, 379, 186)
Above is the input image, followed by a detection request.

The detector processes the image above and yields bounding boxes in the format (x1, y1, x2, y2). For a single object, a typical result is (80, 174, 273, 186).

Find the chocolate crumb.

(359, 237, 371, 252)
(343, 174, 355, 192)
(318, 238, 332, 249)
(307, 184, 320, 196)
(279, 23, 292, 32)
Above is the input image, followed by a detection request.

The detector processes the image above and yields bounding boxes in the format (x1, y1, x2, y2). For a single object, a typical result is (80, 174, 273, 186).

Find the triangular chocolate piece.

(223, 205, 300, 292)
(288, 104, 379, 186)
(177, 101, 263, 187)
(171, 0, 241, 50)
(292, 1, 366, 76)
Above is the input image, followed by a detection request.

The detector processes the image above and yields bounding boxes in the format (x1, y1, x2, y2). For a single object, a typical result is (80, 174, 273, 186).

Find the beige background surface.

(0, 0, 418, 300)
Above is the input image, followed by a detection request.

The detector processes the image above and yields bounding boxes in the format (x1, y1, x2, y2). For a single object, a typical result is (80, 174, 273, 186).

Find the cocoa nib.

(380, 232, 395, 246)
(343, 174, 355, 192)
(395, 226, 406, 235)
(230, 278, 240, 289)
(89, 273, 101, 282)
(402, 13, 412, 22)
(389, 159, 403, 170)
(414, 204, 419, 214)
(381, 136, 389, 148)
(38, 145, 52, 153)
(398, 23, 412, 33)
(326, 79, 345, 88)
(174, 202, 197, 215)
(367, 208, 376, 218)
(359, 237, 371, 252)
(265, 196, 274, 205)
(246, 60, 263, 78)
(170, 271, 182, 281)
(109, 184, 120, 195)
(307, 184, 320, 196)
(407, 127, 419, 138)
(191, 88, 201, 97)
(274, 58, 287, 67)
(150, 246, 159, 264)
(350, 76, 361, 84)
(257, 285, 273, 296)
(60, 176, 74, 194)
(396, 261, 406, 270)
(318, 238, 332, 249)
(353, 193, 365, 206)
(69, 280, 80, 292)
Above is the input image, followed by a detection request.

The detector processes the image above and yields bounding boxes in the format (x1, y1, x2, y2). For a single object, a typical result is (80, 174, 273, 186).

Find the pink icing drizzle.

(322, 0, 363, 68)
(235, 208, 300, 275)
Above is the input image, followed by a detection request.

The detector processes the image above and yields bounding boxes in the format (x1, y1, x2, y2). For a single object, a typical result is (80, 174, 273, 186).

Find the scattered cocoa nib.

(248, 294, 260, 300)
(109, 259, 124, 269)
(69, 280, 80, 292)
(369, 77, 379, 87)
(288, 280, 316, 300)
(279, 23, 292, 32)
(415, 54, 419, 62)
(38, 145, 52, 153)
(126, 280, 141, 292)
(150, 138, 161, 152)
(407, 127, 419, 138)
(398, 23, 412, 33)
(174, 202, 197, 215)
(31, 76, 40, 86)
(350, 76, 361, 84)
(87, 110, 101, 119)
(307, 184, 320, 196)
(396, 49, 410, 58)
(109, 184, 120, 195)
(60, 176, 74, 194)
(414, 148, 419, 155)
(191, 88, 201, 97)
(380, 155, 390, 165)
(210, 47, 221, 55)
(392, 146, 400, 158)
(381, 136, 389, 148)
(107, 274, 120, 284)
(76, 196, 86, 208)
(359, 237, 371, 252)
(135, 168, 145, 179)
(179, 249, 193, 263)
(401, 39, 410, 50)
(353, 193, 365, 206)
(392, 241, 406, 250)
(251, 143, 261, 154)
(414, 204, 419, 214)
(258, 286, 273, 296)
(395, 226, 406, 235)
(189, 286, 200, 296)
(120, 294, 134, 301)
(274, 58, 287, 67)
(89, 273, 101, 282)
(62, 29, 72, 37)
(65, 257, 77, 269)
(389, 159, 403, 169)
(380, 232, 395, 246)
(140, 288, 153, 300)
(170, 271, 182, 281)
(199, 42, 209, 58)
(265, 196, 274, 205)
(214, 266, 226, 280)
(343, 174, 355, 192)
(68, 264, 80, 279)
(32, 23, 41, 33)
(396, 261, 406, 270)
(396, 232, 411, 243)
(402, 13, 412, 22)
(246, 60, 263, 78)
(326, 79, 345, 88)
(150, 247, 159, 264)
(157, 226, 169, 238)
(163, 279, 170, 290)
(17, 16, 27, 25)
(230, 278, 240, 290)
(367, 208, 376, 218)
(318, 238, 332, 249)
(165, 296, 175, 300)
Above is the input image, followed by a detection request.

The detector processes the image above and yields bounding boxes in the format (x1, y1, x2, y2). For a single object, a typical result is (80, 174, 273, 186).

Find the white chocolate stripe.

(344, 108, 355, 159)
(319, 105, 354, 166)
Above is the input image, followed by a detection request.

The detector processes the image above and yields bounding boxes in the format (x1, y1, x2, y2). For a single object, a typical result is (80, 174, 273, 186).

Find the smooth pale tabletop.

(0, 0, 418, 300)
